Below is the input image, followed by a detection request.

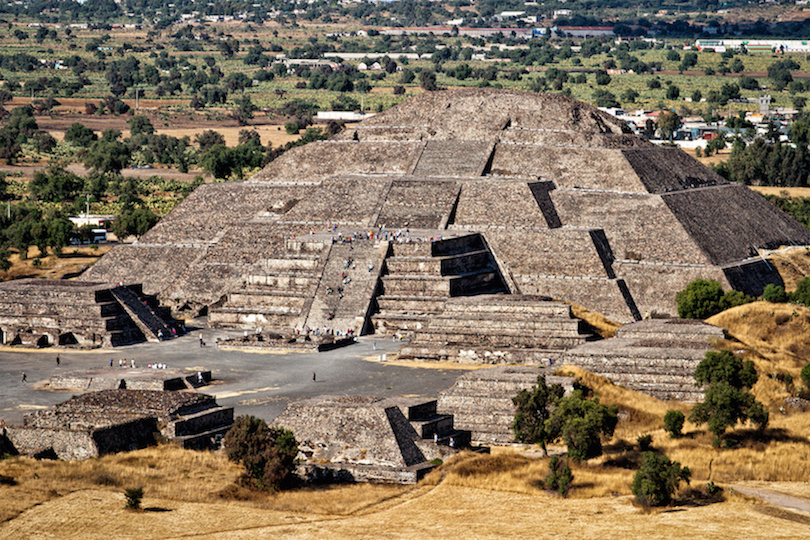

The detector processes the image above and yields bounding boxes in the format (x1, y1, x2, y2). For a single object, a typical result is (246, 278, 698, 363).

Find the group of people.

(112, 358, 137, 368)
(296, 327, 356, 338)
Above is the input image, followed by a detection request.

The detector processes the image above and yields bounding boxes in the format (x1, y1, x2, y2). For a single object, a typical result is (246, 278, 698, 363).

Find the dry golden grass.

(767, 246, 810, 291)
(750, 186, 810, 198)
(155, 123, 326, 148)
(569, 303, 621, 338)
(0, 245, 112, 282)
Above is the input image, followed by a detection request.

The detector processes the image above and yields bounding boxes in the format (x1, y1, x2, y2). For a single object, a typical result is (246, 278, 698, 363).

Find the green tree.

(127, 115, 155, 136)
(675, 279, 724, 319)
(546, 390, 618, 462)
(695, 350, 758, 390)
(419, 70, 438, 91)
(512, 375, 565, 455)
(231, 94, 257, 126)
(223, 415, 298, 491)
(790, 277, 810, 306)
(124, 487, 143, 510)
(29, 166, 84, 202)
(664, 410, 685, 438)
(690, 350, 768, 443)
(657, 111, 681, 140)
(84, 140, 131, 173)
(545, 456, 573, 497)
(800, 363, 810, 391)
(113, 205, 157, 238)
(632, 452, 691, 507)
(762, 284, 787, 303)
(194, 130, 225, 151)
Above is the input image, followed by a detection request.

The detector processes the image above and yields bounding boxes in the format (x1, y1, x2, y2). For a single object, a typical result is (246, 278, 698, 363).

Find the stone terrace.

(4, 390, 233, 460)
(438, 366, 574, 444)
(560, 319, 725, 401)
(273, 395, 475, 484)
(400, 295, 595, 365)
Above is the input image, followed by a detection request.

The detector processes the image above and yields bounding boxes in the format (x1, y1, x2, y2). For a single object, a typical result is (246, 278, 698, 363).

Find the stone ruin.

(48, 368, 213, 392)
(560, 318, 725, 402)
(0, 279, 179, 348)
(1, 389, 233, 460)
(437, 366, 574, 444)
(79, 89, 810, 350)
(272, 395, 479, 484)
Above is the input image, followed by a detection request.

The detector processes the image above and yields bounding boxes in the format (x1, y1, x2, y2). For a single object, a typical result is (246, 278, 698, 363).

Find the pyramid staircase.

(372, 233, 508, 337)
(208, 239, 326, 330)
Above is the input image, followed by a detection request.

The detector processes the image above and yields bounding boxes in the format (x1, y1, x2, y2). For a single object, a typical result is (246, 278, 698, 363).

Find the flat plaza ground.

(0, 328, 467, 426)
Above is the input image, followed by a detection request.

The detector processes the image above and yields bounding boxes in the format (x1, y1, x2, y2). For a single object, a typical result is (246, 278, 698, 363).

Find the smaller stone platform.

(215, 331, 355, 352)
(2, 389, 233, 460)
(48, 367, 213, 392)
(438, 366, 575, 444)
(272, 395, 481, 484)
(560, 319, 724, 402)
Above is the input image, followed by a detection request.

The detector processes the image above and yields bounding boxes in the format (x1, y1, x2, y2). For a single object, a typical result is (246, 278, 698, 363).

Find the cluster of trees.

(512, 376, 618, 462)
(223, 415, 298, 492)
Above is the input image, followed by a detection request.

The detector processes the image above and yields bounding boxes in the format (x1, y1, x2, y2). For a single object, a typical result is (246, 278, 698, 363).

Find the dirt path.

(732, 484, 810, 514)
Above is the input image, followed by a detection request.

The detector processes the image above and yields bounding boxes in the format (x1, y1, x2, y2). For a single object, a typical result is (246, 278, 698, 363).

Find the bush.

(124, 487, 143, 510)
(632, 452, 691, 507)
(284, 121, 300, 135)
(545, 456, 573, 497)
(224, 415, 298, 492)
(637, 434, 653, 451)
(664, 410, 685, 438)
(675, 279, 753, 319)
(546, 390, 618, 462)
(763, 284, 788, 303)
(790, 277, 810, 306)
(801, 363, 810, 390)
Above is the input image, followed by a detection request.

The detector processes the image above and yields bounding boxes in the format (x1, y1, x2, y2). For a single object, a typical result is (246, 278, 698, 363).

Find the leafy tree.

(592, 90, 619, 108)
(791, 277, 810, 306)
(676, 279, 723, 319)
(113, 205, 157, 238)
(621, 89, 639, 103)
(30, 166, 84, 202)
(666, 85, 680, 100)
(124, 487, 143, 510)
(127, 115, 155, 136)
(65, 122, 99, 148)
(594, 71, 611, 86)
(223, 415, 298, 491)
(690, 350, 768, 443)
(691, 89, 702, 103)
(231, 94, 257, 126)
(512, 375, 565, 455)
(546, 390, 618, 462)
(632, 452, 691, 507)
(664, 410, 685, 438)
(762, 284, 787, 303)
(800, 363, 810, 390)
(194, 130, 225, 152)
(84, 139, 131, 173)
(419, 70, 437, 91)
(545, 456, 573, 497)
(695, 350, 758, 392)
(657, 111, 681, 140)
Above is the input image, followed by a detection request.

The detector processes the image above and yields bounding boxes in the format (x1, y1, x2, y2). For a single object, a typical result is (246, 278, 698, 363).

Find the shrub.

(790, 277, 810, 306)
(545, 456, 573, 497)
(284, 121, 300, 135)
(801, 363, 810, 390)
(637, 434, 653, 451)
(695, 350, 758, 390)
(632, 452, 691, 507)
(675, 279, 753, 319)
(664, 410, 685, 438)
(224, 415, 298, 492)
(763, 284, 788, 303)
(124, 487, 143, 510)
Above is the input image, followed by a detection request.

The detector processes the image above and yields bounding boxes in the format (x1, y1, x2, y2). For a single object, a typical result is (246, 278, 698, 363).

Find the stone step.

(164, 406, 235, 438)
(245, 273, 318, 290)
(225, 291, 307, 310)
(386, 250, 494, 276)
(417, 318, 586, 333)
(409, 414, 454, 439)
(376, 295, 447, 314)
(173, 425, 233, 450)
(208, 309, 299, 329)
(408, 332, 588, 348)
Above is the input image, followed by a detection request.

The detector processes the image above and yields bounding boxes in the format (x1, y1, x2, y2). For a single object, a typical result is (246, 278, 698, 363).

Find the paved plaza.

(0, 327, 464, 426)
